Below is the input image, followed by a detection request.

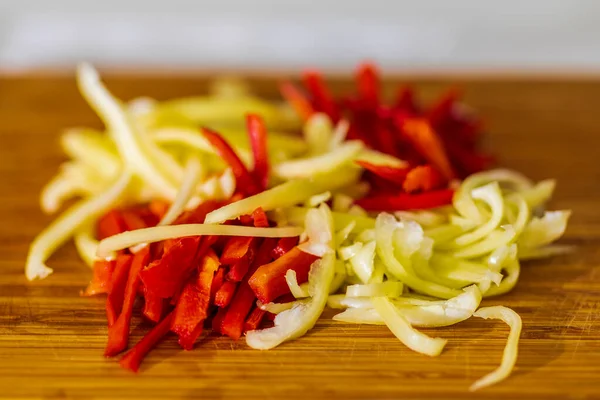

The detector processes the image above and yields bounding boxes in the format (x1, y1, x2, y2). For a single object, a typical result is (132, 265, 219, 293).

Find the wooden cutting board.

(0, 75, 599, 400)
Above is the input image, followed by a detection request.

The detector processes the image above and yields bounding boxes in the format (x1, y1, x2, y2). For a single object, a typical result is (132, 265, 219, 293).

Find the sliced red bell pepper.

(211, 306, 228, 335)
(219, 281, 255, 340)
(106, 254, 133, 327)
(402, 165, 446, 193)
(220, 236, 255, 265)
(149, 200, 170, 221)
(83, 259, 116, 296)
(171, 249, 220, 350)
(395, 86, 419, 114)
(303, 70, 340, 121)
(239, 214, 254, 226)
(374, 122, 402, 158)
(220, 238, 277, 340)
(246, 114, 269, 190)
(140, 236, 201, 299)
(136, 205, 161, 228)
(279, 81, 314, 121)
(214, 281, 237, 307)
(356, 62, 379, 105)
(201, 127, 261, 196)
(227, 256, 251, 282)
(105, 247, 151, 356)
(251, 207, 270, 228)
(96, 209, 126, 240)
(356, 160, 410, 186)
(243, 307, 266, 332)
(120, 210, 148, 231)
(143, 289, 166, 323)
(355, 189, 455, 211)
(248, 247, 318, 304)
(210, 268, 226, 304)
(427, 88, 461, 126)
(399, 118, 457, 181)
(272, 237, 299, 260)
(120, 312, 174, 373)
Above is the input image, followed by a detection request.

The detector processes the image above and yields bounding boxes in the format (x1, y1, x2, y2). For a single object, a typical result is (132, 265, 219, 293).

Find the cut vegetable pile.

(27, 62, 571, 391)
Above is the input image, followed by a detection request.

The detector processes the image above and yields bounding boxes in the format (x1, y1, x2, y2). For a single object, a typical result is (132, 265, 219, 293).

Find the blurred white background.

(1, 0, 599, 72)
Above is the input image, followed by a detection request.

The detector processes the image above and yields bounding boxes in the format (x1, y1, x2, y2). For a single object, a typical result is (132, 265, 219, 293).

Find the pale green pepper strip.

(205, 168, 361, 224)
(149, 95, 300, 130)
(26, 171, 134, 280)
(376, 214, 460, 299)
(272, 141, 363, 179)
(469, 306, 522, 391)
(372, 297, 447, 356)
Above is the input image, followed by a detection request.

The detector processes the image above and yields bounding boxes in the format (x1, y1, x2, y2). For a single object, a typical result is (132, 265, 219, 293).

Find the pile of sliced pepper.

(83, 118, 322, 371)
(281, 63, 493, 212)
(26, 62, 572, 391)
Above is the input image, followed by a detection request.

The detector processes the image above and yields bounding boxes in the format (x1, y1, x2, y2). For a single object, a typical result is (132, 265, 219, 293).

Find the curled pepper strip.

(201, 127, 261, 196)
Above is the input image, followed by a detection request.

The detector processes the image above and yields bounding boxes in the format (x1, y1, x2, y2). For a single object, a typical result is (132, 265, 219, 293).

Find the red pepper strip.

(272, 237, 299, 260)
(248, 247, 318, 304)
(375, 122, 402, 158)
(400, 118, 457, 181)
(143, 290, 166, 323)
(227, 256, 251, 282)
(120, 312, 174, 373)
(239, 214, 253, 226)
(173, 200, 222, 225)
(227, 237, 259, 282)
(402, 165, 446, 193)
(140, 236, 201, 298)
(427, 88, 461, 126)
(356, 62, 379, 105)
(171, 249, 220, 350)
(214, 281, 237, 307)
(83, 259, 115, 296)
(303, 71, 340, 121)
(96, 209, 126, 240)
(220, 236, 254, 265)
(105, 247, 151, 356)
(220, 238, 277, 340)
(149, 200, 170, 221)
(220, 282, 255, 340)
(243, 307, 266, 332)
(395, 86, 419, 114)
(246, 114, 270, 190)
(106, 254, 133, 327)
(201, 127, 261, 196)
(252, 207, 270, 228)
(121, 210, 148, 231)
(211, 306, 228, 335)
(355, 160, 410, 186)
(355, 189, 455, 211)
(279, 81, 314, 121)
(210, 268, 226, 304)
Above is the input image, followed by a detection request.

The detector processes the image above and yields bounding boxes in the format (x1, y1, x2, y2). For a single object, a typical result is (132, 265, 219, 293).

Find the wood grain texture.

(0, 76, 599, 400)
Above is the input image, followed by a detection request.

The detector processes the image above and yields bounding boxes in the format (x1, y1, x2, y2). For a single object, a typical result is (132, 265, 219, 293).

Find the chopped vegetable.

(27, 63, 571, 391)
(469, 306, 522, 391)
